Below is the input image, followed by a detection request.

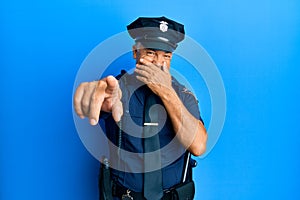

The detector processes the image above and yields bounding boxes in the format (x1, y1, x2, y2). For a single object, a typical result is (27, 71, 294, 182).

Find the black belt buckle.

(122, 189, 133, 200)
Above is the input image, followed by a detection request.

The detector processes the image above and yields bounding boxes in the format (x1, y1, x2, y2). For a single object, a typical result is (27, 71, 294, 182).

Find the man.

(74, 16, 207, 200)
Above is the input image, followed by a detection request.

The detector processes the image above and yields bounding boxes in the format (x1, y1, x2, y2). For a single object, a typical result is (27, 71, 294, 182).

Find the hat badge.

(159, 21, 168, 32)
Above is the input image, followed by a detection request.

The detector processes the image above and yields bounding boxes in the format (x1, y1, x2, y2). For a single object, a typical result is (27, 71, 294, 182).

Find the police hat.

(127, 16, 185, 52)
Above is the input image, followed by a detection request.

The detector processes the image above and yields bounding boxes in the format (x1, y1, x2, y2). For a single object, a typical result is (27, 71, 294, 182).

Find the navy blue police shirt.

(100, 71, 202, 192)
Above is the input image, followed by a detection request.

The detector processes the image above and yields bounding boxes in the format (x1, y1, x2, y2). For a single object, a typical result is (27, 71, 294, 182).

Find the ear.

(132, 45, 137, 59)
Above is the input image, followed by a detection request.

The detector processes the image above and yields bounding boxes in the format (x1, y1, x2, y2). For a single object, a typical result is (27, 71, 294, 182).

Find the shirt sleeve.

(179, 88, 204, 125)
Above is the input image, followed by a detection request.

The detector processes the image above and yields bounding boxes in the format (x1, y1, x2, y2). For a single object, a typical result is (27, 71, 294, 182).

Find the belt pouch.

(172, 181, 195, 200)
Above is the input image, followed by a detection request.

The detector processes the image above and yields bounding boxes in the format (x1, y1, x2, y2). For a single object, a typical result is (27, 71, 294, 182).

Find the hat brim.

(138, 40, 175, 52)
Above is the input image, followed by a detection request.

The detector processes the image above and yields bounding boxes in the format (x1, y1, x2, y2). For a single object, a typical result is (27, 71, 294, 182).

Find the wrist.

(159, 86, 177, 102)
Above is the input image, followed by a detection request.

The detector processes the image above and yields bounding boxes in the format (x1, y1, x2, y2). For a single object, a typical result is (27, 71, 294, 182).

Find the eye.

(146, 51, 155, 57)
(164, 54, 171, 60)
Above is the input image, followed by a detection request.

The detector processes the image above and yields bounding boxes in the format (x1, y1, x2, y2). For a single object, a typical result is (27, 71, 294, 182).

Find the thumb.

(106, 75, 118, 89)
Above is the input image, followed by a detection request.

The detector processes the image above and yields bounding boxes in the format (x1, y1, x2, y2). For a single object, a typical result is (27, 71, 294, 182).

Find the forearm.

(159, 88, 207, 156)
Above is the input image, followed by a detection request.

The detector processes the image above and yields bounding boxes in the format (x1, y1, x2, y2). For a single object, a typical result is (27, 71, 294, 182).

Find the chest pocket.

(120, 102, 144, 154)
(121, 111, 143, 138)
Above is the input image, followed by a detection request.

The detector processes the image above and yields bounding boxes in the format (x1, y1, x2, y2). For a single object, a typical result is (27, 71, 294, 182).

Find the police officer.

(74, 16, 207, 200)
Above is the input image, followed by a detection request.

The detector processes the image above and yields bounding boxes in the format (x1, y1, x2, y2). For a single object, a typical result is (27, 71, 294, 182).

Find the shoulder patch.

(181, 87, 198, 100)
(181, 87, 193, 95)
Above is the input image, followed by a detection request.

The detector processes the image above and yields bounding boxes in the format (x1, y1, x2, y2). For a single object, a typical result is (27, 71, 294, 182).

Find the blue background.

(1, 0, 299, 199)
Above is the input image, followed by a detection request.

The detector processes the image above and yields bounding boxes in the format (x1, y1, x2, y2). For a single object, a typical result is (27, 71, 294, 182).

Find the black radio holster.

(163, 180, 195, 200)
(98, 157, 113, 200)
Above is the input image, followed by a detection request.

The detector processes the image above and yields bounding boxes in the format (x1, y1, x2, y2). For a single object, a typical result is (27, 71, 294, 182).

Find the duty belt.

(112, 182, 174, 200)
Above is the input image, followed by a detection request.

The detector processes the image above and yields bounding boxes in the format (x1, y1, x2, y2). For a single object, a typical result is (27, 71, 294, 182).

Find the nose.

(153, 54, 165, 67)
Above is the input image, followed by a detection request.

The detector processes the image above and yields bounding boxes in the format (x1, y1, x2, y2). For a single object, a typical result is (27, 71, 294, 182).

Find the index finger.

(139, 58, 160, 70)
(162, 61, 169, 72)
(89, 80, 107, 125)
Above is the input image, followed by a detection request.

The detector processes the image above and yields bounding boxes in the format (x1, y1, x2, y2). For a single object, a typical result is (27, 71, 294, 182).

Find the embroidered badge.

(159, 21, 168, 32)
(182, 87, 197, 100)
